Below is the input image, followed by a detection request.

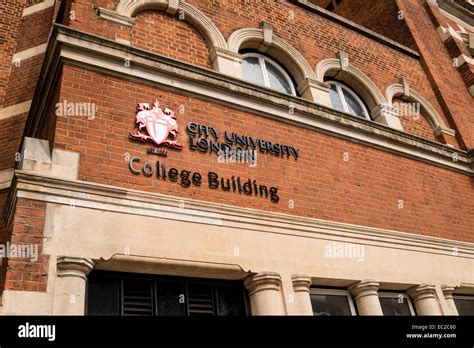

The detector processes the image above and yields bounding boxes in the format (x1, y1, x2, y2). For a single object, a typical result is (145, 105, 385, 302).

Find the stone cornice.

(24, 25, 473, 176)
(6, 170, 474, 259)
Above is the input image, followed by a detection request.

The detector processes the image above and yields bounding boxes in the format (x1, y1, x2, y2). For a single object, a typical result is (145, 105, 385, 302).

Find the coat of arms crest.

(129, 99, 183, 149)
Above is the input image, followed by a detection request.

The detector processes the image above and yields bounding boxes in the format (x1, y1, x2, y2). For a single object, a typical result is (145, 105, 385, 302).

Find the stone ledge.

(7, 170, 474, 259)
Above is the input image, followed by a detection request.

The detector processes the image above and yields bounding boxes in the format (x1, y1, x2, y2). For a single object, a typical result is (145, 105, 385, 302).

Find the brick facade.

(63, 0, 468, 148)
(0, 0, 56, 294)
(332, 0, 416, 50)
(0, 0, 473, 298)
(53, 65, 474, 242)
(1, 199, 48, 293)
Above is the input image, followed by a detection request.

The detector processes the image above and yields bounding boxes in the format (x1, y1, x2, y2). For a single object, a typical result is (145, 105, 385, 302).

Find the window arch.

(241, 53, 296, 95)
(327, 80, 370, 119)
(100, 0, 227, 50)
(385, 82, 456, 141)
(227, 27, 318, 101)
(315, 56, 405, 130)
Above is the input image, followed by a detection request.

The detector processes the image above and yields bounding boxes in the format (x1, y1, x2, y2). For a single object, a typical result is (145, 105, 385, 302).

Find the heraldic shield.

(129, 99, 183, 149)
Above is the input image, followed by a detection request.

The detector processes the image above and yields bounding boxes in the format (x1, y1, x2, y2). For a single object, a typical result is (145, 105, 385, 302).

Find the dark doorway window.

(454, 296, 474, 315)
(86, 271, 249, 316)
(310, 288, 357, 316)
(379, 292, 415, 316)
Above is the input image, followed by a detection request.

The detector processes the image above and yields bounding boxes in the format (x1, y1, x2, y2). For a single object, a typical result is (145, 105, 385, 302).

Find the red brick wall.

(68, 0, 126, 41)
(2, 199, 49, 293)
(0, 1, 56, 294)
(332, 0, 416, 50)
(0, 113, 27, 171)
(3, 55, 44, 107)
(393, 97, 437, 141)
(131, 10, 211, 69)
(64, 0, 461, 148)
(1, 2, 473, 297)
(54, 65, 474, 242)
(0, 0, 24, 108)
(396, 0, 474, 149)
(0, 3, 56, 174)
(15, 8, 54, 53)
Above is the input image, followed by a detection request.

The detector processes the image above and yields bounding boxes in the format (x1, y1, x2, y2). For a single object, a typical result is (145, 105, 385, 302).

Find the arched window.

(327, 80, 370, 119)
(241, 53, 296, 96)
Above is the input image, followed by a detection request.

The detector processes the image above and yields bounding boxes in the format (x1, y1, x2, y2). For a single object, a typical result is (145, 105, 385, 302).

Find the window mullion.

(338, 84, 350, 114)
(184, 283, 190, 316)
(153, 281, 158, 316)
(260, 57, 270, 88)
(120, 279, 124, 316)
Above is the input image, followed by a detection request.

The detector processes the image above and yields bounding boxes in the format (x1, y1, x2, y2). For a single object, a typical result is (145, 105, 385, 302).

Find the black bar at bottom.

(0, 316, 472, 346)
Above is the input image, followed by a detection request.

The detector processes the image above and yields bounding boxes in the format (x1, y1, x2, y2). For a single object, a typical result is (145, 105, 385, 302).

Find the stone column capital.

(407, 284, 437, 303)
(349, 280, 380, 300)
(441, 285, 456, 300)
(244, 272, 281, 296)
(57, 256, 95, 281)
(291, 274, 312, 293)
(441, 285, 459, 315)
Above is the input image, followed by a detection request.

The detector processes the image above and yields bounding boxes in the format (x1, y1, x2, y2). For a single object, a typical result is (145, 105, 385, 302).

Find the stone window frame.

(316, 53, 456, 142)
(315, 53, 403, 130)
(225, 24, 325, 103)
(385, 80, 456, 141)
(309, 287, 358, 316)
(98, 1, 327, 104)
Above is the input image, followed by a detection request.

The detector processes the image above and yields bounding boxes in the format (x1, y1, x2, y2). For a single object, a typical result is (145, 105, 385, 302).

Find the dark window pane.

(87, 278, 120, 315)
(310, 294, 352, 316)
(122, 279, 154, 316)
(380, 297, 412, 316)
(216, 285, 247, 316)
(454, 298, 474, 315)
(156, 282, 186, 316)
